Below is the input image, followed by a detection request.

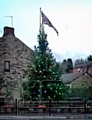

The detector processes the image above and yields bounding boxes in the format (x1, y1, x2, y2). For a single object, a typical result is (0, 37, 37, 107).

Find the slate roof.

(61, 72, 85, 84)
(74, 61, 92, 68)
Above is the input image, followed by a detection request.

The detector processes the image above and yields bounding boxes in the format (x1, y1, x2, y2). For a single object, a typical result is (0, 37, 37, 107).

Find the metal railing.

(0, 99, 92, 115)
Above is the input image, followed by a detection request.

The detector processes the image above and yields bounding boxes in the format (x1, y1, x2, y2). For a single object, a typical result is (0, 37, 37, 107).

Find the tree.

(22, 27, 67, 101)
(66, 58, 73, 73)
(87, 55, 92, 61)
(55, 62, 62, 74)
(74, 59, 85, 66)
(68, 87, 90, 100)
(61, 59, 67, 74)
(61, 58, 73, 73)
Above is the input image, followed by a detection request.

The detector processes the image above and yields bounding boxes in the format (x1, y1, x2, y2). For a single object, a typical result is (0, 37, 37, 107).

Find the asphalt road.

(2, 118, 92, 120)
(0, 114, 92, 120)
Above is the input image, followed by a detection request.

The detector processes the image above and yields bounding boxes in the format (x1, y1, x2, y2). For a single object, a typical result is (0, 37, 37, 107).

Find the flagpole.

(39, 8, 41, 31)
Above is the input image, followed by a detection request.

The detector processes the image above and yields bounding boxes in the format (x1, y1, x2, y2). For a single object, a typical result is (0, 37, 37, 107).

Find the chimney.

(3, 26, 15, 36)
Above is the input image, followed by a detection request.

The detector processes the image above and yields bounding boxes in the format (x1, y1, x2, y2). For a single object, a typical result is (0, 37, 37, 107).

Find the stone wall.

(0, 27, 34, 101)
(71, 74, 92, 88)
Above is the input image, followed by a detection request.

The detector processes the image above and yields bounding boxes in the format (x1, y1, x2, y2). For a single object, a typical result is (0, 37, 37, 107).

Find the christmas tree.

(22, 27, 67, 101)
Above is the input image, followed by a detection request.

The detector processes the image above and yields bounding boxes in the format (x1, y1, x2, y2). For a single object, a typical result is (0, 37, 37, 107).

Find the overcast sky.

(0, 0, 92, 62)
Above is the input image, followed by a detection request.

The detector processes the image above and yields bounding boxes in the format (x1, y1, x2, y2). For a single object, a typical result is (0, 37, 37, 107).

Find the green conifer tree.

(22, 27, 67, 101)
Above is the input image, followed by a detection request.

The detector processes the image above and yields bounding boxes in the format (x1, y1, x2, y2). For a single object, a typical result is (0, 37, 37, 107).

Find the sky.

(0, 0, 92, 62)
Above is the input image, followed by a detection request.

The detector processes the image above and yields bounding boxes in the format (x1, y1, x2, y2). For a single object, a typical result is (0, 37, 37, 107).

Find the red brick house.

(73, 61, 92, 75)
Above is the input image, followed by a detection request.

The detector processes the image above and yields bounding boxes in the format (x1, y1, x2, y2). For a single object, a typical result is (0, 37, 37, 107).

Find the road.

(0, 114, 92, 120)
(2, 118, 92, 120)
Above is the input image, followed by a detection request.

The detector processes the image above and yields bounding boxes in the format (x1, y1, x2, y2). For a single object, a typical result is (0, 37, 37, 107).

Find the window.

(4, 61, 10, 72)
(88, 69, 91, 74)
(77, 68, 81, 72)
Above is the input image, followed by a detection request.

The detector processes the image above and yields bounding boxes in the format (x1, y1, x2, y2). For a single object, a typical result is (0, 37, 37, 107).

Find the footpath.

(0, 114, 92, 120)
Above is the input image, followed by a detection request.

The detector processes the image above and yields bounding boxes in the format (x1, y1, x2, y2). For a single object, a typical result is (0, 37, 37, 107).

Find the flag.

(41, 10, 58, 35)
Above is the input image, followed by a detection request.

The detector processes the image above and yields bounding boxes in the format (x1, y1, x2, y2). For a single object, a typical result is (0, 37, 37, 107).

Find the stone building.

(0, 26, 34, 102)
(62, 72, 92, 99)
(62, 72, 92, 88)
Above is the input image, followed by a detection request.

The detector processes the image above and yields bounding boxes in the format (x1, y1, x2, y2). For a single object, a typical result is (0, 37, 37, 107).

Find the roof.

(0, 26, 34, 53)
(61, 72, 85, 84)
(74, 61, 92, 68)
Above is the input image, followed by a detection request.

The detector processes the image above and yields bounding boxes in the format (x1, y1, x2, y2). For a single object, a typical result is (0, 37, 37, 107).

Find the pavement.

(0, 114, 92, 120)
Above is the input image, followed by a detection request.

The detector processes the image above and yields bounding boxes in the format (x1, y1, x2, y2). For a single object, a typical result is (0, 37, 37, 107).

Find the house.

(62, 71, 92, 99)
(0, 26, 34, 102)
(73, 61, 92, 75)
(62, 72, 92, 88)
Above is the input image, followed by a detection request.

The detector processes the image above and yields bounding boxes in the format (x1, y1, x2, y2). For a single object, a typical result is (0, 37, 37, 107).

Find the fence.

(0, 99, 92, 115)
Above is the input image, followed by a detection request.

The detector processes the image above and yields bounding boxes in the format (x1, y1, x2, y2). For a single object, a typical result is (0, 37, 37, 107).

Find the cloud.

(53, 51, 91, 63)
(1, 0, 92, 62)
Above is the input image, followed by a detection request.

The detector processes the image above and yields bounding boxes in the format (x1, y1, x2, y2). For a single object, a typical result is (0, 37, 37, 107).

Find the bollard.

(84, 99, 86, 115)
(15, 99, 18, 116)
(48, 100, 51, 116)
